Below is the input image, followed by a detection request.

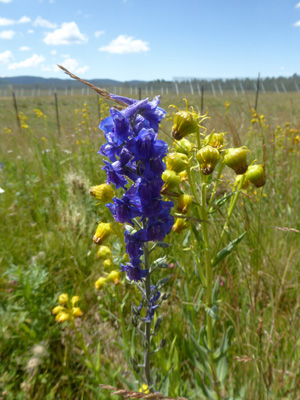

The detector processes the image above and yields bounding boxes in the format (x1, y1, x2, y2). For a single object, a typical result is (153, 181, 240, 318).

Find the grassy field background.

(0, 90, 300, 399)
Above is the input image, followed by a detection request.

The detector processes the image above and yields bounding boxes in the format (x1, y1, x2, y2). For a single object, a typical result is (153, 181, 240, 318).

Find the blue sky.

(0, 0, 300, 81)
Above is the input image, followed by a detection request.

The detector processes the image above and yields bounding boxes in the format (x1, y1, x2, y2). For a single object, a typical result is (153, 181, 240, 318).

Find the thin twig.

(57, 65, 127, 109)
(99, 384, 188, 400)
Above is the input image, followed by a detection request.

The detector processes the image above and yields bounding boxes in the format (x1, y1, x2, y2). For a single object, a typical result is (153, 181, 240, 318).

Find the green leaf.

(216, 356, 228, 384)
(207, 305, 219, 320)
(211, 276, 220, 304)
(212, 231, 247, 267)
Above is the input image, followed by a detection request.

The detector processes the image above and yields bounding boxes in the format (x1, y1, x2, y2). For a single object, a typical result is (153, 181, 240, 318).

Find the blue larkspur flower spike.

(99, 94, 173, 321)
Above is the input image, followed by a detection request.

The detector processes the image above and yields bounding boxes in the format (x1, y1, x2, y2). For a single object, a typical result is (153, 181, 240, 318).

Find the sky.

(0, 0, 300, 81)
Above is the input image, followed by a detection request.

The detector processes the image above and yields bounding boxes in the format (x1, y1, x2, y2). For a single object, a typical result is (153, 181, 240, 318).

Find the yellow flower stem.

(208, 162, 224, 210)
(218, 174, 245, 250)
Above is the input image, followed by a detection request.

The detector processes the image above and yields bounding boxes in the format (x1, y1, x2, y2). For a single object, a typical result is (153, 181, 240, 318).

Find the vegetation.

(0, 90, 300, 399)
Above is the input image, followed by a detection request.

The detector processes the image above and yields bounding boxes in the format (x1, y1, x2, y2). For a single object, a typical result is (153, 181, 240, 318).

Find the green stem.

(208, 162, 224, 210)
(218, 174, 245, 251)
(143, 242, 152, 390)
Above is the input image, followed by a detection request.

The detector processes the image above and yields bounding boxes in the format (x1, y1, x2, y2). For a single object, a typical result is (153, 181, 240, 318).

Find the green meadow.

(0, 90, 300, 399)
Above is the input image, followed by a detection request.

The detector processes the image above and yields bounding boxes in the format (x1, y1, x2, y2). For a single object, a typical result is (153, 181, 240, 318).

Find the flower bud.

(223, 147, 249, 175)
(97, 245, 112, 259)
(71, 296, 79, 306)
(177, 194, 193, 214)
(172, 218, 189, 233)
(93, 222, 113, 245)
(204, 133, 225, 150)
(171, 110, 199, 140)
(107, 270, 121, 284)
(55, 312, 69, 323)
(103, 258, 113, 269)
(245, 165, 266, 188)
(72, 307, 83, 317)
(52, 305, 64, 315)
(89, 183, 114, 202)
(95, 277, 107, 290)
(58, 293, 69, 305)
(175, 138, 192, 155)
(161, 170, 180, 191)
(166, 152, 188, 173)
(179, 170, 188, 182)
(196, 145, 220, 175)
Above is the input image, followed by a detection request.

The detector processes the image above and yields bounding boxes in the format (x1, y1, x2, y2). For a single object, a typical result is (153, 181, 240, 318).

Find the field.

(0, 89, 300, 400)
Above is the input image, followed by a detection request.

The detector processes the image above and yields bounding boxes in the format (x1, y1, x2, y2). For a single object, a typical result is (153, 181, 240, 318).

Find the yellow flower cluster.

(33, 108, 46, 118)
(52, 294, 83, 323)
(19, 112, 29, 129)
(95, 270, 121, 290)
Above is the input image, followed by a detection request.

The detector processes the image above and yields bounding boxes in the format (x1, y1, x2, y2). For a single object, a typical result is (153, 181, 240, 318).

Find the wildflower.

(245, 165, 266, 188)
(103, 258, 113, 269)
(107, 270, 121, 284)
(55, 312, 70, 322)
(161, 170, 180, 191)
(175, 138, 192, 155)
(171, 105, 200, 140)
(58, 293, 68, 305)
(95, 277, 108, 290)
(89, 183, 114, 202)
(179, 170, 188, 181)
(139, 384, 150, 394)
(71, 296, 79, 306)
(196, 145, 220, 175)
(172, 218, 189, 233)
(177, 194, 193, 214)
(204, 132, 225, 150)
(223, 147, 249, 175)
(166, 152, 188, 173)
(97, 245, 112, 259)
(225, 101, 230, 109)
(72, 307, 83, 317)
(93, 222, 113, 245)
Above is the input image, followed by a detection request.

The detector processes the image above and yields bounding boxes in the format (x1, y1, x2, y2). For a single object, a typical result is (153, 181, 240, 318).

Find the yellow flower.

(139, 384, 149, 394)
(107, 270, 120, 284)
(72, 307, 83, 317)
(177, 194, 193, 214)
(58, 293, 69, 305)
(93, 222, 113, 245)
(52, 305, 64, 315)
(71, 296, 79, 306)
(223, 147, 249, 175)
(103, 258, 113, 269)
(196, 145, 220, 175)
(89, 183, 114, 202)
(55, 312, 70, 323)
(95, 277, 107, 290)
(172, 218, 189, 233)
(97, 245, 112, 259)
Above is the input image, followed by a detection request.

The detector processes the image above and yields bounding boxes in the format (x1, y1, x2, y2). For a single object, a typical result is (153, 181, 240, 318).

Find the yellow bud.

(97, 245, 112, 259)
(179, 170, 188, 182)
(245, 165, 266, 188)
(93, 222, 113, 245)
(171, 110, 199, 140)
(95, 277, 107, 290)
(55, 312, 70, 323)
(172, 218, 189, 233)
(89, 183, 114, 202)
(58, 293, 69, 305)
(52, 305, 64, 315)
(204, 133, 225, 150)
(177, 194, 193, 214)
(72, 307, 83, 317)
(71, 296, 79, 306)
(166, 152, 188, 173)
(161, 170, 180, 191)
(196, 145, 220, 175)
(175, 138, 192, 155)
(103, 258, 113, 269)
(139, 384, 150, 394)
(107, 270, 121, 284)
(223, 147, 249, 175)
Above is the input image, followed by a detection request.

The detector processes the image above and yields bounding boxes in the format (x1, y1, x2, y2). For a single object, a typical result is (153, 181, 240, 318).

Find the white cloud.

(34, 16, 57, 29)
(50, 49, 57, 55)
(99, 35, 149, 54)
(28, 29, 34, 34)
(0, 30, 15, 39)
(0, 16, 30, 26)
(19, 46, 30, 51)
(76, 65, 89, 74)
(8, 54, 45, 70)
(0, 50, 13, 64)
(294, 20, 300, 26)
(0, 0, 12, 3)
(95, 30, 105, 38)
(56, 57, 89, 75)
(296, 2, 300, 8)
(43, 22, 87, 45)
